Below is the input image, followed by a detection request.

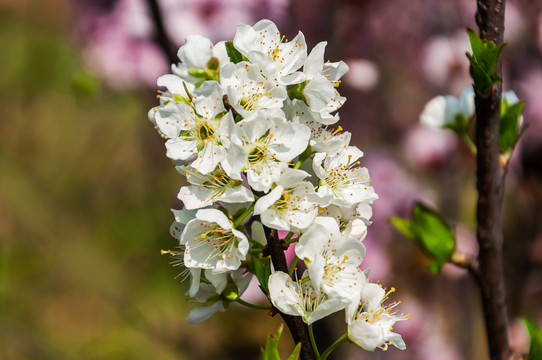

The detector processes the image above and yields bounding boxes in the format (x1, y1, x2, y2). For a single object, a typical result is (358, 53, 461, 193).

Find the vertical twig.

(264, 226, 317, 360)
(474, 1, 511, 359)
(146, 0, 177, 65)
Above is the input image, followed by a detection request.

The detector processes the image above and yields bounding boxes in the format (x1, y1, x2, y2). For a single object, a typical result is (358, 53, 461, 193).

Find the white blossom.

(295, 217, 366, 300)
(346, 282, 408, 352)
(268, 271, 347, 325)
(223, 112, 310, 192)
(302, 42, 348, 120)
(254, 168, 319, 232)
(233, 19, 307, 84)
(181, 209, 249, 273)
(157, 81, 230, 173)
(220, 61, 287, 118)
(177, 165, 254, 209)
(420, 87, 474, 129)
(313, 146, 378, 207)
(172, 34, 229, 84)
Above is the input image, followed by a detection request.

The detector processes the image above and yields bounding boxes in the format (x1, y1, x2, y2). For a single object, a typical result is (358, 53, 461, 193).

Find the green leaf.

(260, 325, 301, 360)
(390, 203, 456, 273)
(225, 41, 246, 64)
(70, 70, 100, 99)
(249, 255, 272, 294)
(260, 325, 281, 360)
(466, 28, 505, 97)
(287, 81, 307, 102)
(389, 217, 417, 245)
(525, 318, 542, 359)
(287, 343, 302, 360)
(499, 99, 525, 153)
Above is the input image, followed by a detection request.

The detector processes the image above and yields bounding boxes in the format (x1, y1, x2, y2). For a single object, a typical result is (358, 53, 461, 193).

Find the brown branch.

(450, 251, 481, 281)
(474, 1, 511, 359)
(263, 226, 316, 360)
(146, 0, 177, 65)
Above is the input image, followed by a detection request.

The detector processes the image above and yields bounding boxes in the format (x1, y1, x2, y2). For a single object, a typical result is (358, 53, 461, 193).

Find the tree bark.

(146, 0, 177, 65)
(474, 1, 511, 359)
(264, 227, 317, 360)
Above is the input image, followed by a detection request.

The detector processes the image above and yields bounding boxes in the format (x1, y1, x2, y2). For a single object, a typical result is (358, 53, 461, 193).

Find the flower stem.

(308, 324, 321, 359)
(289, 256, 299, 278)
(235, 298, 271, 310)
(284, 231, 294, 242)
(294, 146, 313, 169)
(320, 334, 347, 360)
(462, 133, 477, 155)
(233, 203, 255, 228)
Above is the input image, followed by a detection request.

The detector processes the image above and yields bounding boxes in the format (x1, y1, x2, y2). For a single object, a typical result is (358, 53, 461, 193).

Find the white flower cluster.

(151, 19, 407, 352)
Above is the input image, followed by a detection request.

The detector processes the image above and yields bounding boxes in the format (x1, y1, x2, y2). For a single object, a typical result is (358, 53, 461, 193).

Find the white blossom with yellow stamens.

(171, 34, 230, 85)
(268, 271, 348, 325)
(220, 61, 287, 118)
(313, 146, 378, 207)
(346, 282, 408, 352)
(233, 19, 307, 85)
(181, 209, 249, 273)
(295, 217, 366, 300)
(284, 99, 351, 156)
(157, 81, 232, 173)
(177, 165, 254, 210)
(254, 168, 320, 232)
(302, 41, 348, 121)
(223, 112, 310, 192)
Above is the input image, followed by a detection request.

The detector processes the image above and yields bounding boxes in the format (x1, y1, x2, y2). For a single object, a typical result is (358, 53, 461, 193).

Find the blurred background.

(1, 0, 541, 359)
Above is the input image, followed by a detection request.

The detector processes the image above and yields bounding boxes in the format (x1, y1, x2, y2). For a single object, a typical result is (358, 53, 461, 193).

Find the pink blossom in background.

(160, 0, 255, 44)
(344, 58, 379, 92)
(504, 2, 527, 43)
(403, 125, 458, 168)
(399, 297, 461, 360)
(359, 237, 391, 282)
(84, 29, 168, 90)
(508, 317, 530, 355)
(519, 68, 542, 138)
(365, 151, 424, 225)
(441, 225, 477, 279)
(79, 0, 168, 89)
(78, 0, 291, 89)
(421, 31, 471, 93)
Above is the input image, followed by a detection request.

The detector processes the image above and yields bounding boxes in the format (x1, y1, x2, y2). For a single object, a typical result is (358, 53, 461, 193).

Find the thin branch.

(263, 226, 317, 360)
(474, 0, 511, 359)
(450, 251, 481, 281)
(146, 0, 177, 65)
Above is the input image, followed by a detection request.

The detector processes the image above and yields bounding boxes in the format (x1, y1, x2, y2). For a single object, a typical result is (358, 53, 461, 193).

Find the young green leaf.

(466, 28, 505, 97)
(249, 255, 272, 294)
(390, 202, 456, 273)
(225, 41, 247, 64)
(499, 98, 525, 154)
(260, 325, 301, 360)
(286, 343, 302, 360)
(524, 318, 542, 360)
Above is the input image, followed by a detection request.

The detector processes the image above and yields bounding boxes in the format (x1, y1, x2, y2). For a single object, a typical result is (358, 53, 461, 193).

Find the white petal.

(178, 34, 213, 68)
(268, 272, 305, 317)
(196, 208, 232, 230)
(304, 41, 326, 76)
(250, 221, 267, 245)
(187, 268, 202, 298)
(185, 302, 225, 324)
(204, 269, 227, 294)
(254, 185, 284, 215)
(165, 138, 198, 161)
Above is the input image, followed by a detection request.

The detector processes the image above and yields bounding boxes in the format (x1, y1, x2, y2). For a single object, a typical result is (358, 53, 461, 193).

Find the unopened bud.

(206, 57, 220, 71)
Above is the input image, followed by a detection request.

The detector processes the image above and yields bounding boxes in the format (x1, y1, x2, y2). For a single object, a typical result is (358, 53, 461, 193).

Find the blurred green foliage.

(390, 203, 456, 274)
(0, 4, 283, 359)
